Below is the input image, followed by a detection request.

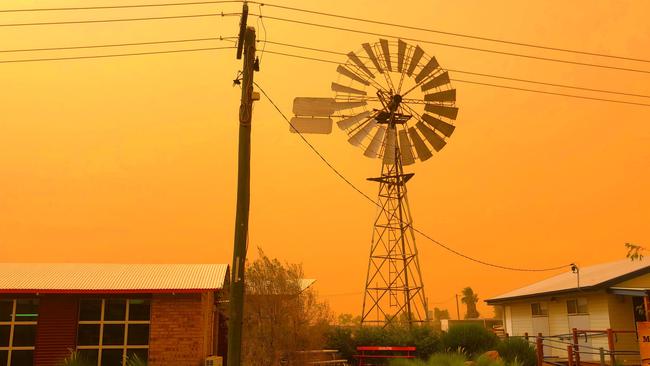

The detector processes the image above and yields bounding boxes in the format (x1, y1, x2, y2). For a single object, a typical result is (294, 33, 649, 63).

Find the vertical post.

(644, 296, 650, 320)
(573, 328, 581, 366)
(607, 328, 616, 366)
(227, 25, 256, 366)
(456, 294, 461, 320)
(525, 332, 529, 342)
(567, 345, 574, 366)
(599, 347, 606, 366)
(536, 335, 544, 366)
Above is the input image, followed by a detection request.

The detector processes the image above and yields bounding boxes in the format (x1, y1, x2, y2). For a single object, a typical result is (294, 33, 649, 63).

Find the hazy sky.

(1, 0, 649, 317)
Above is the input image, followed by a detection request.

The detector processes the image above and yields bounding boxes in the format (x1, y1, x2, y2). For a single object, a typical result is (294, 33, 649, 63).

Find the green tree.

(461, 287, 480, 319)
(626, 243, 646, 261)
(243, 249, 332, 366)
(433, 307, 450, 321)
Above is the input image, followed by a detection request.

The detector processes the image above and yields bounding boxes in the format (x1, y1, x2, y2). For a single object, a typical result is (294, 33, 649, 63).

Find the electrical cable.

(253, 80, 574, 272)
(249, 14, 650, 75)
(451, 79, 650, 107)
(3, 0, 648, 64)
(0, 1, 242, 13)
(258, 39, 650, 99)
(0, 12, 240, 27)
(0, 37, 237, 53)
(0, 46, 234, 64)
(258, 49, 650, 107)
(255, 2, 650, 64)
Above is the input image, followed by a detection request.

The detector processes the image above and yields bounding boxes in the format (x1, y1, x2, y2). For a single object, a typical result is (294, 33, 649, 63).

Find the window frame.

(531, 302, 549, 317)
(76, 298, 150, 366)
(566, 297, 589, 315)
(0, 299, 39, 366)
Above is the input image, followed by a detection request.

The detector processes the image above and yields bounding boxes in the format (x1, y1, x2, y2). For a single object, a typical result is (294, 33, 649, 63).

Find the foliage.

(626, 243, 646, 261)
(58, 351, 91, 366)
(426, 352, 468, 366)
(126, 354, 147, 366)
(495, 338, 536, 366)
(475, 354, 505, 366)
(338, 313, 361, 326)
(433, 308, 450, 321)
(461, 287, 480, 319)
(325, 324, 440, 361)
(242, 249, 333, 366)
(441, 323, 498, 356)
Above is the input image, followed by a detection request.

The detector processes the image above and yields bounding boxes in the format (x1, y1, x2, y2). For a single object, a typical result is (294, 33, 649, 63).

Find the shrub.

(59, 351, 91, 366)
(441, 324, 499, 356)
(325, 324, 440, 361)
(475, 354, 505, 366)
(427, 352, 468, 366)
(495, 338, 536, 366)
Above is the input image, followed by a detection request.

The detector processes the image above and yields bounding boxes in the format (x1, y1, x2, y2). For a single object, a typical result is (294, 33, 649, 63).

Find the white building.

(486, 259, 650, 364)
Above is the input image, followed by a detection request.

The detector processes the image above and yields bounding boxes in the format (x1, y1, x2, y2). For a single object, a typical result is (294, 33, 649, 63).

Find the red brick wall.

(148, 292, 216, 366)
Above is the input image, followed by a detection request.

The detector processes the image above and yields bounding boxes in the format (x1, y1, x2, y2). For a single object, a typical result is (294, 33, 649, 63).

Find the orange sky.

(1, 0, 649, 318)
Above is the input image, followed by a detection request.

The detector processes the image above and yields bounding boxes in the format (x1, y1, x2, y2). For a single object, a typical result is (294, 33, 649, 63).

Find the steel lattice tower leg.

(361, 149, 429, 326)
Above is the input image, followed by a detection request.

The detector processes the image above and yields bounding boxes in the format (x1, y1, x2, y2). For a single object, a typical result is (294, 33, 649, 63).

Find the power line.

(250, 14, 650, 75)
(259, 49, 650, 107)
(452, 79, 650, 107)
(257, 2, 650, 64)
(0, 46, 234, 64)
(0, 12, 240, 27)
(259, 39, 650, 99)
(0, 37, 237, 53)
(0, 1, 242, 13)
(4, 0, 647, 65)
(253, 80, 573, 272)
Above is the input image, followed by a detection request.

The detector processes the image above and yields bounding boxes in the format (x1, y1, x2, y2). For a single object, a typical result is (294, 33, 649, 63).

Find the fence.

(506, 328, 640, 366)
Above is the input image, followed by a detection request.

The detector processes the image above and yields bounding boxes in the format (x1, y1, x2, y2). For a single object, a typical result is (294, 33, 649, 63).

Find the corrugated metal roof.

(486, 259, 650, 303)
(0, 263, 229, 293)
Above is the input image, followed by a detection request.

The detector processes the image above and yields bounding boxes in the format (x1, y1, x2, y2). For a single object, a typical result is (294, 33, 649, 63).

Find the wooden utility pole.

(228, 2, 256, 365)
(455, 294, 461, 320)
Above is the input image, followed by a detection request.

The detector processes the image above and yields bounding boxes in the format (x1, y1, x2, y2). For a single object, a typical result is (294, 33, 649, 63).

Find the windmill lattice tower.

(291, 38, 458, 326)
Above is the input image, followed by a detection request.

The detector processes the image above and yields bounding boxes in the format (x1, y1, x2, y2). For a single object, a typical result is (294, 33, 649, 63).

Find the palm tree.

(461, 287, 480, 319)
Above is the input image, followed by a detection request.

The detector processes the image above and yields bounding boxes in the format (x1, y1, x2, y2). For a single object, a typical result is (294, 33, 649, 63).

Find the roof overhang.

(485, 287, 602, 305)
(608, 287, 650, 297)
(0, 288, 221, 295)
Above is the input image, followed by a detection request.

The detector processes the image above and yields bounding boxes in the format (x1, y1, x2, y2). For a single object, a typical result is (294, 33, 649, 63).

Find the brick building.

(0, 263, 229, 366)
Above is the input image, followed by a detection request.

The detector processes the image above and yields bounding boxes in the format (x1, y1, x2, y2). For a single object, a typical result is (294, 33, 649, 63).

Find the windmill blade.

(382, 128, 397, 165)
(293, 97, 366, 116)
(289, 117, 333, 134)
(416, 121, 446, 152)
(293, 97, 336, 116)
(362, 43, 384, 73)
(364, 126, 387, 158)
(397, 39, 407, 73)
(338, 111, 372, 130)
(380, 39, 392, 72)
(421, 71, 450, 91)
(348, 52, 375, 79)
(422, 114, 456, 137)
(337, 65, 370, 86)
(424, 104, 459, 120)
(424, 89, 456, 103)
(333, 101, 368, 111)
(415, 56, 440, 84)
(407, 127, 433, 161)
(348, 120, 377, 146)
(331, 82, 367, 96)
(398, 129, 416, 165)
(406, 45, 424, 76)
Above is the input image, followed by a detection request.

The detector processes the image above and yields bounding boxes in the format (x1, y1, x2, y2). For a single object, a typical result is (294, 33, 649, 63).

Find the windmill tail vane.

(289, 38, 458, 326)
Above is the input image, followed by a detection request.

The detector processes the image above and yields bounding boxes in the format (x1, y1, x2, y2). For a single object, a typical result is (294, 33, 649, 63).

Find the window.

(567, 298, 588, 315)
(0, 299, 39, 366)
(531, 302, 548, 316)
(77, 299, 150, 366)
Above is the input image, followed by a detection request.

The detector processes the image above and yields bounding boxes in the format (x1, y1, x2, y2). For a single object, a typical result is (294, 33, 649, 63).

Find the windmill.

(291, 39, 458, 326)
